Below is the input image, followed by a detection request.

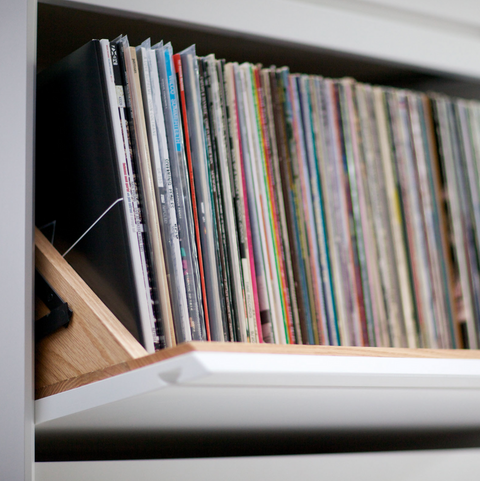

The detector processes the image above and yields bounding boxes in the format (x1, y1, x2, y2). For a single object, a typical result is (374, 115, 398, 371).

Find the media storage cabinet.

(5, 0, 480, 479)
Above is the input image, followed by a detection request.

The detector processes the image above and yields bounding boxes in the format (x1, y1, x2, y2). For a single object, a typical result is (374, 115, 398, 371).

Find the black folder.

(36, 40, 144, 346)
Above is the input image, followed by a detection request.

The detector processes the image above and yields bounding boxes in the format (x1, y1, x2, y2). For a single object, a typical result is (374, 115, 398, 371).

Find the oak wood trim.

(35, 227, 148, 391)
(35, 341, 480, 399)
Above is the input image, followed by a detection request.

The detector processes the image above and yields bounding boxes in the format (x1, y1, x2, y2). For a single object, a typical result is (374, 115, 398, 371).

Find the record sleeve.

(180, 45, 226, 341)
(155, 42, 206, 341)
(354, 83, 395, 347)
(204, 54, 248, 342)
(198, 57, 233, 341)
(224, 61, 261, 343)
(174, 51, 212, 341)
(250, 65, 288, 344)
(262, 68, 302, 344)
(339, 79, 377, 346)
(36, 40, 155, 351)
(118, 37, 175, 349)
(302, 75, 339, 346)
(386, 90, 424, 348)
(234, 63, 275, 343)
(275, 68, 314, 344)
(270, 69, 309, 344)
(373, 86, 414, 347)
(289, 75, 324, 344)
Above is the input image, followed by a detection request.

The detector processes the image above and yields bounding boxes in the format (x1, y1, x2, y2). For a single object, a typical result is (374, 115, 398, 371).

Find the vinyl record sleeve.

(293, 74, 328, 345)
(234, 63, 274, 343)
(198, 58, 232, 341)
(224, 61, 260, 343)
(174, 52, 212, 341)
(141, 42, 191, 344)
(245, 64, 286, 344)
(156, 42, 206, 341)
(354, 83, 395, 347)
(180, 47, 226, 341)
(262, 68, 301, 344)
(373, 86, 414, 348)
(385, 90, 423, 348)
(205, 55, 248, 343)
(255, 68, 293, 344)
(36, 40, 148, 349)
(300, 75, 338, 346)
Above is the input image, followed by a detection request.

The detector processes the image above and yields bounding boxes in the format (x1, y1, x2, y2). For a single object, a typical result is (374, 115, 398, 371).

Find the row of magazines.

(35, 36, 480, 352)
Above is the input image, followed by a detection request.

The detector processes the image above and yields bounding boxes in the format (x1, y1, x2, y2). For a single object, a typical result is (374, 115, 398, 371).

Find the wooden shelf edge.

(35, 227, 148, 391)
(35, 341, 480, 399)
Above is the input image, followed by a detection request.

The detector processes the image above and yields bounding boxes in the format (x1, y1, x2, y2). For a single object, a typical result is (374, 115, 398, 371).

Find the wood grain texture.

(35, 227, 147, 391)
(35, 340, 480, 399)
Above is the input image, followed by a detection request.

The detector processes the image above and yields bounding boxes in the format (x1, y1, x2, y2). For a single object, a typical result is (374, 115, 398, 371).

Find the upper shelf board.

(47, 0, 480, 79)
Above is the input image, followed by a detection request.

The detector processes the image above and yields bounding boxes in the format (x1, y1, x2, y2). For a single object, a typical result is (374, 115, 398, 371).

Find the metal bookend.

(35, 269, 72, 342)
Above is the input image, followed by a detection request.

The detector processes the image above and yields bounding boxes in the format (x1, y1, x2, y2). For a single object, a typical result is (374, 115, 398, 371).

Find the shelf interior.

(34, 0, 480, 463)
(38, 2, 480, 99)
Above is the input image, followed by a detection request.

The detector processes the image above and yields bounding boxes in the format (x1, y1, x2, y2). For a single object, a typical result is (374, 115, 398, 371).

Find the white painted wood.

(44, 0, 480, 79)
(22, 0, 480, 477)
(343, 0, 480, 29)
(35, 448, 480, 481)
(0, 1, 36, 479)
(35, 352, 480, 435)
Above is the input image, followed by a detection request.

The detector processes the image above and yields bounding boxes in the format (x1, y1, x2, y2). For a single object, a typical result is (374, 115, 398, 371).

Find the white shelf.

(50, 0, 480, 79)
(0, 1, 35, 479)
(36, 350, 480, 436)
(35, 448, 480, 481)
(2, 0, 480, 477)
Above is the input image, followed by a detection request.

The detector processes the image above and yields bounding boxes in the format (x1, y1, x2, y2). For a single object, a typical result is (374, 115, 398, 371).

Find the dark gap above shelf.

(36, 427, 480, 462)
(37, 3, 480, 100)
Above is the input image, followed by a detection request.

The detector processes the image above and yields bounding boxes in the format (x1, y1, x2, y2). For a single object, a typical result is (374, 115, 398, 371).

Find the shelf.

(34, 448, 480, 481)
(25, 0, 480, 474)
(35, 342, 480, 440)
(42, 0, 480, 80)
